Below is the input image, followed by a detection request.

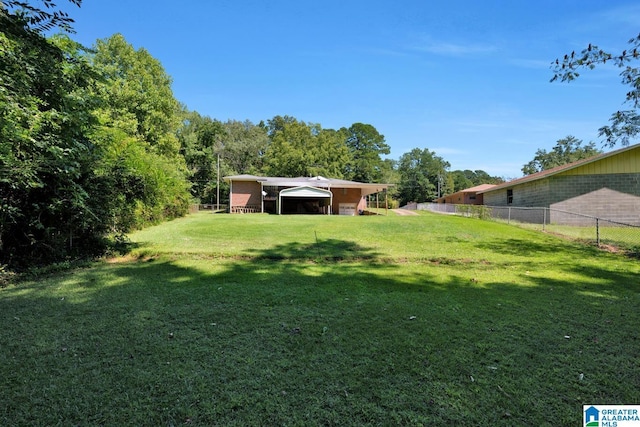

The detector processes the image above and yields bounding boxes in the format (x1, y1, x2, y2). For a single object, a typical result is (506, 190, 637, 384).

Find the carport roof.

(280, 186, 332, 198)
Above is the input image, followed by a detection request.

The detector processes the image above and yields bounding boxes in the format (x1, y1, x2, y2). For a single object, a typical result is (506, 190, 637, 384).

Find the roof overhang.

(224, 175, 392, 197)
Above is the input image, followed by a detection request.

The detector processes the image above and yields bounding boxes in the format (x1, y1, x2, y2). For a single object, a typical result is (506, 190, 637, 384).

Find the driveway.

(391, 209, 419, 216)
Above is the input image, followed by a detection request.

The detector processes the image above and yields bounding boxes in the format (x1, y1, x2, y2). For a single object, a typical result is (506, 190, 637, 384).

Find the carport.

(279, 186, 333, 215)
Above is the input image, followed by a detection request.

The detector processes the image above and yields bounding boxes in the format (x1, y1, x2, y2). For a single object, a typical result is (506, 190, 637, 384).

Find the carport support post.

(385, 189, 388, 215)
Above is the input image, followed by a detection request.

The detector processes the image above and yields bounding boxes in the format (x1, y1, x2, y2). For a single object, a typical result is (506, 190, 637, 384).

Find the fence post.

(508, 207, 511, 224)
(596, 218, 600, 247)
(543, 208, 546, 232)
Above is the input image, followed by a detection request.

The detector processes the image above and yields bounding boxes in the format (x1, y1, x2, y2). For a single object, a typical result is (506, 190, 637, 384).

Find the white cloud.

(411, 35, 498, 57)
(600, 4, 640, 27)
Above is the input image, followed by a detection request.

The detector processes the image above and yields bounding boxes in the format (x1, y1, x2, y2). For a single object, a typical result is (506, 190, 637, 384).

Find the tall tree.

(262, 116, 351, 178)
(521, 136, 602, 175)
(88, 34, 190, 229)
(178, 111, 228, 203)
(263, 117, 312, 177)
(0, 12, 190, 268)
(223, 119, 269, 175)
(344, 123, 390, 182)
(91, 34, 182, 158)
(552, 34, 640, 146)
(0, 14, 100, 266)
(450, 171, 474, 192)
(396, 148, 450, 205)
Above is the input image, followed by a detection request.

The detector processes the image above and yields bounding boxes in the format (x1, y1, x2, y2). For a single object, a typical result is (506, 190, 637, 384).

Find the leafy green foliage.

(396, 148, 451, 204)
(222, 119, 269, 175)
(450, 169, 504, 192)
(87, 34, 190, 227)
(1, 19, 189, 268)
(344, 122, 390, 182)
(263, 116, 351, 178)
(178, 111, 227, 203)
(91, 129, 190, 231)
(551, 34, 640, 146)
(0, 14, 103, 266)
(91, 34, 183, 158)
(521, 136, 602, 175)
(2, 0, 81, 32)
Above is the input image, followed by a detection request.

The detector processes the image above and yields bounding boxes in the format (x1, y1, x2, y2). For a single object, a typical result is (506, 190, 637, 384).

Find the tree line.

(8, 2, 633, 269)
(0, 14, 500, 268)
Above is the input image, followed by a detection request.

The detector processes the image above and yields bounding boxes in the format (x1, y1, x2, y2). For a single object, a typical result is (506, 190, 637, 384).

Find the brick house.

(479, 143, 640, 224)
(435, 184, 496, 205)
(224, 175, 392, 215)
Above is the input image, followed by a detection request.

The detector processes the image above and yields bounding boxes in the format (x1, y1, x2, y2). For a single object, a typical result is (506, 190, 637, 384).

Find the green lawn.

(1, 212, 639, 425)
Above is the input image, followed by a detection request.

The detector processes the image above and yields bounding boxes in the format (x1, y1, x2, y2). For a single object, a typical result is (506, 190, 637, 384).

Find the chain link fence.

(419, 203, 640, 254)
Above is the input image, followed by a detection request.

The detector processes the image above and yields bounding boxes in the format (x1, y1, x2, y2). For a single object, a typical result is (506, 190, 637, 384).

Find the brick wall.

(230, 181, 262, 210)
(331, 188, 364, 214)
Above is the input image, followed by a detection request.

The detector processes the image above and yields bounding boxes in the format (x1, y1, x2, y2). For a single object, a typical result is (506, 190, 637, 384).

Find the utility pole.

(216, 152, 220, 211)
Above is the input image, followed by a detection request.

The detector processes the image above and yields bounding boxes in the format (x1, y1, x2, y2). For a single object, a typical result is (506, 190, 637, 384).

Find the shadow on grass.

(245, 238, 382, 262)
(1, 238, 639, 426)
(474, 237, 602, 257)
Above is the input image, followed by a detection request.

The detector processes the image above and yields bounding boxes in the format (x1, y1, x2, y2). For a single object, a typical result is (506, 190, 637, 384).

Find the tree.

(449, 169, 504, 192)
(450, 171, 473, 192)
(551, 34, 640, 146)
(222, 119, 269, 175)
(262, 116, 351, 178)
(396, 148, 450, 205)
(91, 34, 183, 158)
(88, 34, 190, 227)
(343, 123, 390, 182)
(1, 12, 190, 268)
(521, 136, 602, 175)
(2, 0, 81, 32)
(0, 14, 101, 266)
(178, 111, 228, 203)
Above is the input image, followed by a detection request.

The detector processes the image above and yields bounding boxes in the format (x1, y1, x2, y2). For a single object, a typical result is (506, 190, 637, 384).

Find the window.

(507, 189, 513, 205)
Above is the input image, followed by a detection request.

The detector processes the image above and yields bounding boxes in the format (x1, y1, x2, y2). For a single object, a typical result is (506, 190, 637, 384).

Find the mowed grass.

(1, 211, 639, 426)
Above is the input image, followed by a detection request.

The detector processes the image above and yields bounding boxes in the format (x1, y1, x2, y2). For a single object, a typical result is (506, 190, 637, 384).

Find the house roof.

(434, 183, 496, 203)
(458, 184, 497, 193)
(224, 175, 392, 196)
(479, 143, 640, 193)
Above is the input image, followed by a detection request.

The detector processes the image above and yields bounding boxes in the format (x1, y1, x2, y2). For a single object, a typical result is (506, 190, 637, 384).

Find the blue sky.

(64, 0, 639, 178)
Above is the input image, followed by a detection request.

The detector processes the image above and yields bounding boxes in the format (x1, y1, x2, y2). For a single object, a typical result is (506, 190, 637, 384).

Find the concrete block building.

(479, 144, 640, 225)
